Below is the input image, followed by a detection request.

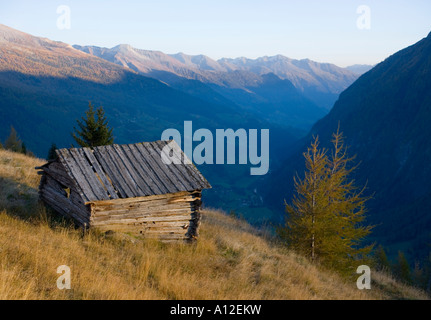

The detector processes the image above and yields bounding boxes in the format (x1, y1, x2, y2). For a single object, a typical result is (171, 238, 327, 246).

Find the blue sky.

(1, 0, 430, 67)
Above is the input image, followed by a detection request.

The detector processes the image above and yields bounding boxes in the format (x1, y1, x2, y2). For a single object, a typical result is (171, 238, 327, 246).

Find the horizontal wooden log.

(91, 195, 200, 217)
(92, 203, 194, 217)
(92, 195, 195, 208)
(92, 213, 192, 225)
(93, 199, 194, 211)
(88, 190, 201, 206)
(92, 196, 195, 209)
(97, 225, 188, 234)
(94, 219, 190, 228)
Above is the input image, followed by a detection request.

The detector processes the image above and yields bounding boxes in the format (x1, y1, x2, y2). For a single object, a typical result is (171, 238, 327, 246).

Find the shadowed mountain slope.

(265, 31, 431, 260)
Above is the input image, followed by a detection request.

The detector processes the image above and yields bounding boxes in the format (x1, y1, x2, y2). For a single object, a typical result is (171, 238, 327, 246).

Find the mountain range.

(74, 43, 360, 123)
(1, 23, 355, 222)
(0, 23, 363, 152)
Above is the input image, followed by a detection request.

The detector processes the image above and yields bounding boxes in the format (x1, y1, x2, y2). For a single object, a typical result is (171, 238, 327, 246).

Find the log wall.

(89, 191, 202, 241)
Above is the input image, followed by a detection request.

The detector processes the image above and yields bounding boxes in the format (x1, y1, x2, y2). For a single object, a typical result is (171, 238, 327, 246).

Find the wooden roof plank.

(120, 144, 162, 196)
(70, 148, 110, 201)
(154, 140, 196, 191)
(55, 151, 88, 203)
(165, 140, 211, 189)
(135, 143, 179, 194)
(81, 148, 119, 200)
(58, 149, 95, 201)
(112, 144, 151, 196)
(93, 146, 129, 198)
(127, 144, 167, 194)
(144, 142, 188, 192)
(157, 140, 205, 190)
(104, 145, 140, 198)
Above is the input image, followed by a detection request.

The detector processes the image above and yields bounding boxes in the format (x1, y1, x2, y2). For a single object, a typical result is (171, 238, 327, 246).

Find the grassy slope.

(0, 149, 428, 300)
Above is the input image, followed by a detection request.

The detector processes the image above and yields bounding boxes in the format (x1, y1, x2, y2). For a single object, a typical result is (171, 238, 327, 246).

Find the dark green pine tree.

(21, 142, 27, 155)
(47, 143, 58, 160)
(72, 102, 114, 148)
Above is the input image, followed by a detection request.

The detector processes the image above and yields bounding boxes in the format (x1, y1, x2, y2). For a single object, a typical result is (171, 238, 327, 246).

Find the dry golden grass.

(0, 149, 429, 300)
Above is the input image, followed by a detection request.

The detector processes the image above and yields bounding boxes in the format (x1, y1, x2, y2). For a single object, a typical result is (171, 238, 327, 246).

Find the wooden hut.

(36, 140, 211, 241)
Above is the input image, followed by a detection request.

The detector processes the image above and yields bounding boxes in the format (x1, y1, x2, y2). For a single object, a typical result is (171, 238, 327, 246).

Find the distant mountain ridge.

(74, 43, 364, 129)
(74, 44, 360, 111)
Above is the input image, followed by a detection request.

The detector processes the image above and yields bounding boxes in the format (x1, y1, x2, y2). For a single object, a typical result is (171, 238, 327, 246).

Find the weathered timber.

(37, 141, 210, 241)
(93, 146, 134, 198)
(124, 144, 165, 194)
(92, 209, 195, 221)
(57, 149, 89, 203)
(138, 142, 182, 194)
(104, 144, 140, 198)
(115, 144, 153, 196)
(81, 148, 119, 200)
(40, 186, 89, 226)
(70, 148, 110, 201)
(156, 140, 207, 191)
(153, 141, 193, 191)
(89, 190, 200, 206)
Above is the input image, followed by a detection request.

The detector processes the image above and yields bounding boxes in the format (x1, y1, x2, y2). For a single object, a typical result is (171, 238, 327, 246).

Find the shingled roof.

(53, 140, 211, 203)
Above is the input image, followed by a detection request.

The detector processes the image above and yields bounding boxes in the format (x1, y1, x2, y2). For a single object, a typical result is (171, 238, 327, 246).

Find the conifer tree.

(72, 102, 114, 148)
(396, 251, 412, 284)
(279, 129, 373, 275)
(4, 126, 23, 153)
(21, 142, 27, 155)
(324, 130, 373, 272)
(374, 245, 391, 272)
(412, 261, 426, 289)
(47, 143, 58, 160)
